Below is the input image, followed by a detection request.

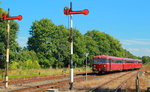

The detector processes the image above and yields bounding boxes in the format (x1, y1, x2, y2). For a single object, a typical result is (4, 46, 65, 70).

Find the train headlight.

(104, 65, 106, 67)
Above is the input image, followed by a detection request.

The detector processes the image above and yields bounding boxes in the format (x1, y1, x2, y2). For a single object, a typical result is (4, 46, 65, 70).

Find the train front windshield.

(93, 58, 108, 64)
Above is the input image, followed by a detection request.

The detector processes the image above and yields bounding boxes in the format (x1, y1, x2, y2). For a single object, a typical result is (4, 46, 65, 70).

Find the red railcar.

(92, 55, 142, 74)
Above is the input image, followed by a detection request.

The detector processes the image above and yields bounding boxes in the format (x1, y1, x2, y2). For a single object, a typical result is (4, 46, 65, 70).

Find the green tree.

(14, 50, 38, 62)
(84, 35, 99, 58)
(73, 29, 87, 66)
(85, 30, 120, 56)
(122, 49, 137, 58)
(85, 30, 136, 58)
(27, 18, 139, 68)
(28, 18, 57, 68)
(51, 25, 69, 68)
(28, 19, 71, 68)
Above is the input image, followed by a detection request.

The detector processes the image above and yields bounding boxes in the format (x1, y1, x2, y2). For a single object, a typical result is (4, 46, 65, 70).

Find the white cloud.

(121, 39, 150, 45)
(120, 39, 150, 57)
(127, 48, 150, 57)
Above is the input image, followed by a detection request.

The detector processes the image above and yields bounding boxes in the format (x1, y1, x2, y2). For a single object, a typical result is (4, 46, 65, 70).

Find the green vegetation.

(142, 56, 150, 65)
(0, 8, 144, 70)
(27, 19, 139, 68)
(0, 67, 92, 79)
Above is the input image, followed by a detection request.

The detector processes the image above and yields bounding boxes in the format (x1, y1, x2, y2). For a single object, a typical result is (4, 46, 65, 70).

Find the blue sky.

(1, 0, 150, 57)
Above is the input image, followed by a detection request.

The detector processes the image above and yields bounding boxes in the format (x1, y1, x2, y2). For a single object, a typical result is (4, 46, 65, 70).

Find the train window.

(134, 61, 137, 64)
(93, 59, 99, 64)
(117, 60, 122, 64)
(111, 59, 122, 64)
(125, 61, 134, 64)
(138, 61, 142, 64)
(111, 59, 115, 63)
(126, 61, 129, 64)
(93, 58, 108, 64)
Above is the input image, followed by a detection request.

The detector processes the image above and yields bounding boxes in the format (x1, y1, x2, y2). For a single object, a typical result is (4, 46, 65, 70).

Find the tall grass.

(0, 67, 92, 79)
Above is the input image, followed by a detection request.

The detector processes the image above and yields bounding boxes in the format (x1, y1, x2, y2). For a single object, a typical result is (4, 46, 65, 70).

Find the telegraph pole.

(64, 2, 89, 90)
(1, 9, 22, 88)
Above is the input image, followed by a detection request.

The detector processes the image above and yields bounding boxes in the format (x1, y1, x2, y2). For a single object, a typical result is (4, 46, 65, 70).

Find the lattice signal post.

(64, 2, 89, 90)
(1, 8, 22, 88)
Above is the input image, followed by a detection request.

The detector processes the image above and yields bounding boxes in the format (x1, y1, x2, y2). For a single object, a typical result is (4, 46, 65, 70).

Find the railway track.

(0, 72, 92, 87)
(0, 70, 138, 92)
(90, 70, 138, 92)
(3, 73, 99, 92)
(0, 72, 96, 92)
(0, 73, 76, 86)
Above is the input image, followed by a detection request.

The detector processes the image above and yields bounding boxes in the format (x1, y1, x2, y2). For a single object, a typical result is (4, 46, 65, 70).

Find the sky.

(1, 0, 150, 57)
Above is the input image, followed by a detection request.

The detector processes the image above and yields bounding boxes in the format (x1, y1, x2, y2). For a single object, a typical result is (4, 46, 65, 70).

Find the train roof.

(93, 55, 142, 62)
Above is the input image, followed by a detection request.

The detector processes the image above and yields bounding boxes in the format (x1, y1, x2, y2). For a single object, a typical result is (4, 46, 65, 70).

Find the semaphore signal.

(1, 8, 22, 88)
(63, 2, 89, 90)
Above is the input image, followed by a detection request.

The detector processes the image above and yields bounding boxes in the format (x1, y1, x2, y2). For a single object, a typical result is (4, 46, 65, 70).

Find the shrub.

(10, 59, 40, 69)
(23, 59, 40, 69)
(9, 61, 20, 70)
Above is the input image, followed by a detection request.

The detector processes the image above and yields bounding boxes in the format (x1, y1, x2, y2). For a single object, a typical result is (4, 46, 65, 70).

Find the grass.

(0, 67, 92, 79)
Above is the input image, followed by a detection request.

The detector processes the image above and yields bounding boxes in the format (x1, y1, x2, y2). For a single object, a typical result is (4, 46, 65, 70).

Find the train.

(92, 55, 142, 74)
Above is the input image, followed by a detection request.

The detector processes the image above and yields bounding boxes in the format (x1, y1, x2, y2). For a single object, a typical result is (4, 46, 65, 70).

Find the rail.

(91, 71, 138, 92)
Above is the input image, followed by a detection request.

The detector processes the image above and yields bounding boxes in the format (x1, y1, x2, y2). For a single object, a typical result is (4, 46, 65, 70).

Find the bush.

(10, 61, 20, 70)
(9, 50, 41, 69)
(23, 60, 40, 69)
(10, 59, 40, 69)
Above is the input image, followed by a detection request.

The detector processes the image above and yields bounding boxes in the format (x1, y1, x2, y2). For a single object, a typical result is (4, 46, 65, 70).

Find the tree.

(72, 29, 87, 66)
(85, 30, 137, 58)
(85, 30, 116, 55)
(28, 18, 57, 68)
(122, 49, 137, 59)
(27, 18, 139, 68)
(51, 25, 70, 68)
(28, 19, 71, 68)
(84, 35, 99, 58)
(28, 18, 90, 67)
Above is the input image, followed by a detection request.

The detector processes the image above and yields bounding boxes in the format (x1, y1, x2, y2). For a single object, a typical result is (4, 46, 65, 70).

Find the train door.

(109, 59, 112, 71)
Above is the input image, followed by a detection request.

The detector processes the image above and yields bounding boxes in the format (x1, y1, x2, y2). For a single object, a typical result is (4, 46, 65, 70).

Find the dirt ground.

(60, 71, 137, 92)
(121, 65, 150, 92)
(60, 65, 150, 92)
(138, 65, 150, 91)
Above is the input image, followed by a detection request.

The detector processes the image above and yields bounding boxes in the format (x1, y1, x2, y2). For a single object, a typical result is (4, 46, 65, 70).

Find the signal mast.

(1, 8, 22, 88)
(64, 2, 89, 90)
